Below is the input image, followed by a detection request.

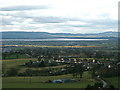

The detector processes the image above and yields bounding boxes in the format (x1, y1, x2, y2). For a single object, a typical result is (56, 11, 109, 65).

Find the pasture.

(3, 72, 97, 88)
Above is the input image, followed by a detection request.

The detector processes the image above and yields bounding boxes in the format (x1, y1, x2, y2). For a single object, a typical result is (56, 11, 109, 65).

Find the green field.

(3, 54, 29, 60)
(3, 82, 94, 88)
(2, 58, 37, 72)
(3, 73, 97, 88)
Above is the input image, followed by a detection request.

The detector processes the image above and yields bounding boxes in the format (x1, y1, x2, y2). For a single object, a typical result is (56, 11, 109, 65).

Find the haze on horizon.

(0, 0, 118, 34)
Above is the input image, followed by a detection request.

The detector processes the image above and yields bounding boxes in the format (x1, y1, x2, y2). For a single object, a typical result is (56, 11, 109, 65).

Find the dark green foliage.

(97, 67, 119, 77)
(70, 63, 84, 78)
(6, 68, 18, 76)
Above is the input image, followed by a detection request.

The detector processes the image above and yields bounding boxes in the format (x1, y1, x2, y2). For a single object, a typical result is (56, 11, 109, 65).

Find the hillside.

(1, 31, 119, 39)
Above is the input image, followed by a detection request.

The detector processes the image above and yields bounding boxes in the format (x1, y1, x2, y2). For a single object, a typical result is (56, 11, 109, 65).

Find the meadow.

(2, 72, 97, 88)
(2, 82, 95, 88)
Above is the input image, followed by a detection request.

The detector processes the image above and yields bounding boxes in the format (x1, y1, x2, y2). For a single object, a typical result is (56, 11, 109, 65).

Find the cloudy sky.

(0, 0, 118, 33)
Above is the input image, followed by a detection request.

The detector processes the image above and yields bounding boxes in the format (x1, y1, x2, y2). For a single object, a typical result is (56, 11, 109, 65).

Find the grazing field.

(2, 82, 95, 88)
(3, 72, 97, 88)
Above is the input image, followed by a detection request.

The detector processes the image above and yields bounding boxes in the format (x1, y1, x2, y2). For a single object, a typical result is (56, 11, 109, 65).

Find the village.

(22, 55, 119, 77)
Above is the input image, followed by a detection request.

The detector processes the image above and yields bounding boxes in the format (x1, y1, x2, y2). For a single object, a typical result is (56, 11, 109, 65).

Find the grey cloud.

(1, 12, 67, 24)
(70, 25, 91, 28)
(31, 17, 117, 30)
(27, 15, 117, 29)
(1, 10, 117, 32)
(91, 20, 117, 26)
(90, 20, 117, 29)
(31, 16, 67, 23)
(20, 25, 39, 30)
(0, 5, 50, 11)
(1, 18, 13, 25)
(68, 19, 117, 30)
(1, 16, 25, 25)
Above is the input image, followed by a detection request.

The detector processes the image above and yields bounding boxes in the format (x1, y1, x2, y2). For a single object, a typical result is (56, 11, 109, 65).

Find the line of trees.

(2, 47, 118, 60)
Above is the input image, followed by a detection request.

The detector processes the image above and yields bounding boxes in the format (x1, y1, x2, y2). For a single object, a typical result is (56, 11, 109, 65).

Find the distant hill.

(2, 32, 52, 39)
(1, 31, 119, 39)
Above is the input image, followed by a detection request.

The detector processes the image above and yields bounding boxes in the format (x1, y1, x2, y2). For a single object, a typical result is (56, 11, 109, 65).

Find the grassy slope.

(4, 54, 28, 59)
(3, 83, 94, 88)
(2, 58, 37, 70)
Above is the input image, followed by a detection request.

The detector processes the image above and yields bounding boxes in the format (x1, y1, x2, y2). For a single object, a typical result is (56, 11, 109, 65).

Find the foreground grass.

(3, 78, 96, 88)
(3, 72, 97, 88)
(3, 82, 95, 88)
(3, 72, 93, 83)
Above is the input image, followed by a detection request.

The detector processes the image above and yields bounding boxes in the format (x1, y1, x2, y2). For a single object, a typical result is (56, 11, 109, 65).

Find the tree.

(7, 68, 18, 76)
(70, 63, 84, 78)
(77, 64, 84, 78)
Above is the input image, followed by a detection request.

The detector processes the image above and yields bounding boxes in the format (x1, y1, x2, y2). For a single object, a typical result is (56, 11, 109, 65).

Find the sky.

(0, 0, 118, 33)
